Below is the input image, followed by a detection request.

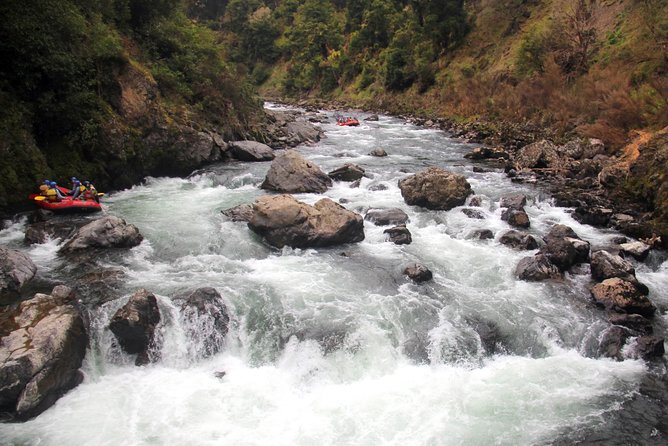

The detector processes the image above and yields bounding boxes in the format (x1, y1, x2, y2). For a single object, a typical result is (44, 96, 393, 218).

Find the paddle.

(33, 196, 46, 201)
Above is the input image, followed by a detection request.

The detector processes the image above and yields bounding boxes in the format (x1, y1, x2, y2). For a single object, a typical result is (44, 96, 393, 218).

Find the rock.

(513, 140, 560, 170)
(368, 148, 388, 157)
(364, 114, 379, 121)
(628, 336, 665, 360)
(572, 207, 613, 227)
(28, 209, 54, 224)
(598, 326, 630, 360)
(173, 287, 230, 358)
(608, 314, 653, 335)
(556, 140, 584, 160)
(260, 150, 332, 194)
(471, 229, 494, 240)
(619, 241, 651, 261)
(109, 289, 161, 366)
(25, 219, 84, 245)
(221, 204, 254, 222)
(499, 230, 539, 250)
(384, 225, 412, 245)
(364, 208, 409, 226)
(501, 208, 530, 228)
(0, 286, 87, 420)
(328, 163, 365, 182)
(398, 167, 473, 211)
(264, 110, 323, 149)
(228, 141, 275, 162)
(0, 246, 37, 298)
(464, 147, 509, 160)
(515, 254, 561, 281)
(403, 264, 433, 283)
(499, 194, 527, 210)
(350, 179, 361, 188)
(247, 195, 365, 249)
(403, 333, 430, 364)
(541, 225, 590, 271)
(590, 250, 636, 282)
(583, 138, 606, 159)
(598, 164, 628, 188)
(368, 183, 388, 191)
(59, 216, 143, 253)
(590, 278, 656, 317)
(468, 196, 483, 207)
(462, 208, 485, 219)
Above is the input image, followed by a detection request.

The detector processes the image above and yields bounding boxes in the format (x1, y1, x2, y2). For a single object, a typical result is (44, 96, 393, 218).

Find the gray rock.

(0, 286, 87, 420)
(228, 141, 275, 162)
(364, 208, 409, 226)
(0, 246, 37, 297)
(590, 250, 636, 282)
(109, 289, 161, 366)
(501, 208, 530, 228)
(468, 195, 483, 207)
(328, 163, 365, 182)
(608, 313, 653, 335)
(513, 140, 560, 170)
(515, 254, 561, 281)
(540, 225, 590, 271)
(403, 264, 433, 283)
(248, 195, 364, 249)
(368, 148, 388, 157)
(399, 167, 473, 211)
(471, 229, 494, 240)
(499, 194, 527, 210)
(221, 204, 254, 222)
(384, 225, 412, 245)
(598, 326, 630, 360)
(462, 208, 485, 219)
(59, 216, 143, 253)
(627, 336, 665, 360)
(261, 150, 332, 194)
(364, 114, 379, 122)
(619, 241, 651, 261)
(499, 230, 539, 250)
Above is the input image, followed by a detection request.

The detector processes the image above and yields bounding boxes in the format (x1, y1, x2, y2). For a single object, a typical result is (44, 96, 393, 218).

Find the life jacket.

(46, 188, 58, 202)
(78, 184, 86, 193)
(82, 187, 96, 200)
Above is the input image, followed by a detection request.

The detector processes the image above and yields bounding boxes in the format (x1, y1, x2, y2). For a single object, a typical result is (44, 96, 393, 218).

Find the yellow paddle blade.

(33, 196, 46, 201)
(97, 192, 105, 197)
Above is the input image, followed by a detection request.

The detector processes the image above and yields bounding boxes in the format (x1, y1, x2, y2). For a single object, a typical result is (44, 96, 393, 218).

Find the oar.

(97, 192, 105, 197)
(33, 196, 46, 201)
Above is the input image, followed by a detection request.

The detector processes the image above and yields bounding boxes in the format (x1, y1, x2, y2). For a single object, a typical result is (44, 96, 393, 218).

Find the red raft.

(29, 188, 102, 213)
(336, 117, 360, 127)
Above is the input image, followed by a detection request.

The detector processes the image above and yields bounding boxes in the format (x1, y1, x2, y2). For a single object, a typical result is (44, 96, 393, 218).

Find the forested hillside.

(0, 0, 265, 210)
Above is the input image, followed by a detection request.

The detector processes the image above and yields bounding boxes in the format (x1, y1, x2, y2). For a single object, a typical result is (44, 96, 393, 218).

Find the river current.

(1, 104, 667, 445)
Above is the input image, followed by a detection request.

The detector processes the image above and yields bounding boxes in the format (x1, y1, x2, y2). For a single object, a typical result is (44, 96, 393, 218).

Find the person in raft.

(81, 180, 99, 202)
(46, 181, 66, 202)
(68, 177, 85, 200)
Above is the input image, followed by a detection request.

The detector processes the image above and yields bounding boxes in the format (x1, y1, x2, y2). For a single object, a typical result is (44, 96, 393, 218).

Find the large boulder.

(0, 286, 88, 420)
(619, 241, 651, 261)
(627, 336, 665, 360)
(25, 219, 81, 245)
(59, 216, 143, 253)
(513, 140, 560, 170)
(109, 289, 161, 366)
(501, 208, 531, 228)
(364, 208, 410, 226)
(590, 250, 636, 282)
(0, 246, 37, 298)
(173, 287, 230, 359)
(540, 224, 590, 271)
(260, 150, 332, 194)
(228, 141, 275, 162)
(247, 195, 365, 249)
(328, 164, 365, 182)
(590, 278, 656, 317)
(515, 254, 561, 281)
(264, 109, 323, 149)
(398, 167, 473, 211)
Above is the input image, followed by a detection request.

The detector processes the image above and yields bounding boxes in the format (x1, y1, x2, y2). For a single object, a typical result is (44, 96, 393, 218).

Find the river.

(1, 104, 667, 445)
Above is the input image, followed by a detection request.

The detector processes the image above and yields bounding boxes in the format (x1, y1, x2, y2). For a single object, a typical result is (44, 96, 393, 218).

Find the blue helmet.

(50, 181, 57, 187)
(83, 180, 90, 186)
(43, 179, 50, 184)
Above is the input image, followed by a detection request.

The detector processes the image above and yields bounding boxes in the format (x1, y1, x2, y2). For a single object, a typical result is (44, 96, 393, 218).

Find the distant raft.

(29, 186, 102, 213)
(336, 117, 360, 127)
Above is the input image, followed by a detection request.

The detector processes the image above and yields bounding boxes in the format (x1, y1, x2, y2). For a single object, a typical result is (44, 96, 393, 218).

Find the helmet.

(83, 180, 90, 186)
(50, 181, 57, 187)
(43, 179, 50, 184)
(71, 177, 78, 182)
(73, 179, 80, 185)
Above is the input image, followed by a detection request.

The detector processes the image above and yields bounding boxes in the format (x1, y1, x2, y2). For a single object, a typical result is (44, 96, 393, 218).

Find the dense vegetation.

(0, 0, 263, 210)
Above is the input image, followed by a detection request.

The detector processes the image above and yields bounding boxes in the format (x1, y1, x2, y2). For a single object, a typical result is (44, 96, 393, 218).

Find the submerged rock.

(0, 285, 87, 420)
(598, 326, 630, 360)
(59, 216, 143, 253)
(248, 195, 364, 249)
(399, 167, 473, 211)
(627, 336, 665, 360)
(109, 289, 161, 366)
(221, 204, 254, 222)
(173, 287, 230, 359)
(0, 246, 37, 298)
(368, 148, 387, 157)
(462, 208, 485, 219)
(499, 230, 539, 250)
(260, 150, 332, 194)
